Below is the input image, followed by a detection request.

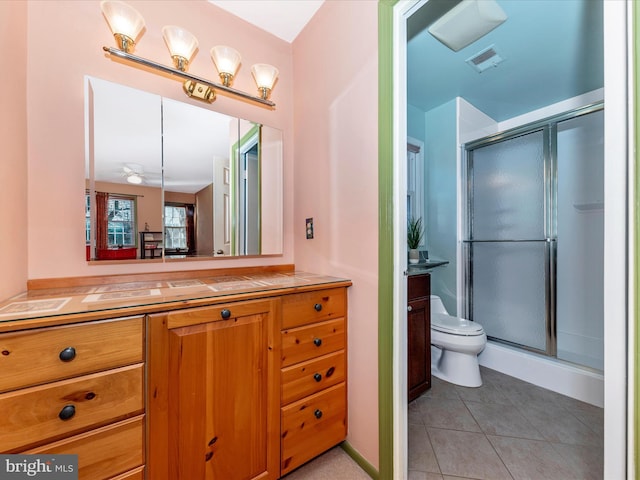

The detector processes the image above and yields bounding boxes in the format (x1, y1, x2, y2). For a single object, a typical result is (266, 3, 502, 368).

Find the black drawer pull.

(314, 303, 323, 312)
(59, 347, 76, 362)
(58, 404, 75, 421)
(314, 409, 323, 419)
(313, 338, 322, 347)
(313, 373, 322, 382)
(220, 309, 231, 320)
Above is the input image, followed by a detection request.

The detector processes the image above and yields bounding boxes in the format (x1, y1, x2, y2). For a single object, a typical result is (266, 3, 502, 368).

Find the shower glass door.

(465, 106, 604, 364)
(555, 110, 604, 370)
(465, 128, 554, 355)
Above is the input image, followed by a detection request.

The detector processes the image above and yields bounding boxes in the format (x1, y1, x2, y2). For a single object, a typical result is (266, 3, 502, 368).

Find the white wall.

(424, 99, 458, 315)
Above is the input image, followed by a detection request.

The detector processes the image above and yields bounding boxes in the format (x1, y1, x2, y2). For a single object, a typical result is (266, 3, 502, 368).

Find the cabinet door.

(408, 274, 431, 402)
(148, 299, 279, 480)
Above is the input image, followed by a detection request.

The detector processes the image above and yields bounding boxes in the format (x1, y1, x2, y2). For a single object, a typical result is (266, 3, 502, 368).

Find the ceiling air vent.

(466, 44, 504, 73)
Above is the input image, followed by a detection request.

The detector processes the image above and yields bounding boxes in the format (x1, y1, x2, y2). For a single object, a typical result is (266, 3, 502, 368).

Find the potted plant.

(407, 216, 424, 264)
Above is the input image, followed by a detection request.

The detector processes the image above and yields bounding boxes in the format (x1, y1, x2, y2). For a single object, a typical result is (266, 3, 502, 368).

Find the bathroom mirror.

(85, 76, 283, 261)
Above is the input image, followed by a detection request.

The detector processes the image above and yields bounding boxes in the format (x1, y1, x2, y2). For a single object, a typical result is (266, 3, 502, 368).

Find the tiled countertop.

(0, 271, 351, 328)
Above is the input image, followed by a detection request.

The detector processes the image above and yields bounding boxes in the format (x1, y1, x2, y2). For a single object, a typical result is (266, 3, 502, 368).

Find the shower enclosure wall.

(463, 105, 604, 371)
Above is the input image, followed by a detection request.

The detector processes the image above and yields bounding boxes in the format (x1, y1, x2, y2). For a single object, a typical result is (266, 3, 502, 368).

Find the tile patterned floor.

(282, 366, 603, 480)
(409, 367, 604, 480)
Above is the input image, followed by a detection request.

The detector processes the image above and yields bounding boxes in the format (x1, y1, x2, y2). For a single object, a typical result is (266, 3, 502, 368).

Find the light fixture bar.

(102, 46, 275, 108)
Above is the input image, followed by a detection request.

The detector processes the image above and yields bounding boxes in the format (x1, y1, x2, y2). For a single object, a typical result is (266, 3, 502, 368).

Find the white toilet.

(430, 295, 487, 387)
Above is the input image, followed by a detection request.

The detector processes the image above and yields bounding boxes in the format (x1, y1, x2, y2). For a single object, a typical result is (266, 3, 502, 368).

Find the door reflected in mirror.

(85, 76, 283, 262)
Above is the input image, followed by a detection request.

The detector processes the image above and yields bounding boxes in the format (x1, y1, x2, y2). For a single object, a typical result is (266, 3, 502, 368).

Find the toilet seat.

(431, 313, 484, 336)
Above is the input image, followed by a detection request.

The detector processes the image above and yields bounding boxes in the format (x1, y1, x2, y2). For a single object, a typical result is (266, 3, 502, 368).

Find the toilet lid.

(431, 313, 484, 336)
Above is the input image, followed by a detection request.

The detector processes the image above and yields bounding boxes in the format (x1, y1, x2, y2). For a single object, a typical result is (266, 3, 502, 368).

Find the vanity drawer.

(0, 317, 144, 393)
(110, 467, 145, 480)
(0, 363, 144, 451)
(281, 288, 346, 329)
(281, 318, 345, 367)
(281, 383, 347, 475)
(24, 415, 144, 480)
(281, 351, 346, 405)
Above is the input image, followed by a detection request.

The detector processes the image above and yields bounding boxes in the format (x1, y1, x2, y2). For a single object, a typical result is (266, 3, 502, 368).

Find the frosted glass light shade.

(162, 26, 199, 66)
(100, 1, 145, 46)
(251, 64, 279, 90)
(210, 46, 242, 76)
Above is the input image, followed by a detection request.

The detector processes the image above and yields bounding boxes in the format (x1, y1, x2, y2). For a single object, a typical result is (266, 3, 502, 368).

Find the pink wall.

(17, 0, 381, 470)
(26, 0, 294, 279)
(0, 1, 28, 298)
(292, 0, 380, 468)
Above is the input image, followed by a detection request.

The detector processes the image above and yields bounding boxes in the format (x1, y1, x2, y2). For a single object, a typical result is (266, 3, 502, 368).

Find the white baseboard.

(478, 341, 604, 407)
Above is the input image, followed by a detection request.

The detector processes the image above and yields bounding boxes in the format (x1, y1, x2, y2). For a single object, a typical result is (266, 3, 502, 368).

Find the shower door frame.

(462, 102, 604, 358)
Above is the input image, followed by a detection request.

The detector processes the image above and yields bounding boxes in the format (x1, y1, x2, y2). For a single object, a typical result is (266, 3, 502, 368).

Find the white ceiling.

(208, 0, 324, 43)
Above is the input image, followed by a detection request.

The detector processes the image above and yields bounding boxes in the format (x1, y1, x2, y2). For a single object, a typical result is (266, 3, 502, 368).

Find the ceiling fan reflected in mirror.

(122, 164, 146, 184)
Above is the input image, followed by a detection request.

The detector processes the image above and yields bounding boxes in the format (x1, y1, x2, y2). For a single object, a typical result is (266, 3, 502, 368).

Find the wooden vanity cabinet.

(280, 288, 348, 475)
(0, 316, 145, 479)
(0, 270, 350, 480)
(408, 273, 431, 402)
(147, 298, 280, 480)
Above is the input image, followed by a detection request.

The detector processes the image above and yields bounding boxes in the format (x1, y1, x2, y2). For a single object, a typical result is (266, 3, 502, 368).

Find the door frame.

(378, 0, 633, 478)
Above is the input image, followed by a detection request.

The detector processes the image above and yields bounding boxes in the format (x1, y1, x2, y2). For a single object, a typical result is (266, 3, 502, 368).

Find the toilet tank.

(430, 295, 449, 315)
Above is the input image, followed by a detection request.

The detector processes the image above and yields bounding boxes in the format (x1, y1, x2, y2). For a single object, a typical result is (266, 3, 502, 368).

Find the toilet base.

(431, 346, 483, 388)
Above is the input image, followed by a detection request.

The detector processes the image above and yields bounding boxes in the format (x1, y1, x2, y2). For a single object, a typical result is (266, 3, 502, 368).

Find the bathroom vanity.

(0, 266, 350, 480)
(407, 271, 431, 402)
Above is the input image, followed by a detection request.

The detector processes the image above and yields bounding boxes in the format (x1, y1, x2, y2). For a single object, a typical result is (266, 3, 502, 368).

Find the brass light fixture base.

(219, 73, 233, 87)
(114, 33, 135, 53)
(183, 80, 216, 103)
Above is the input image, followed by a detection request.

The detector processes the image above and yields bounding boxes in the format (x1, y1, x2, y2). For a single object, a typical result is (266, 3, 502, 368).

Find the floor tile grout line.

(484, 434, 517, 480)
(414, 368, 604, 480)
(424, 423, 444, 476)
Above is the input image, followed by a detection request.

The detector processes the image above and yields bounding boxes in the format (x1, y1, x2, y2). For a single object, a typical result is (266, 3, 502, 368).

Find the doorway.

(378, 1, 631, 478)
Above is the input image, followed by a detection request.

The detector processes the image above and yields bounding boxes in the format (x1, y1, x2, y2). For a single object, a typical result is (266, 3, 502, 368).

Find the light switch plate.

(306, 218, 314, 239)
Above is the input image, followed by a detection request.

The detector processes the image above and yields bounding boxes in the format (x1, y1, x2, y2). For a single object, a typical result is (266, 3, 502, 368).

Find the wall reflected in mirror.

(85, 76, 283, 262)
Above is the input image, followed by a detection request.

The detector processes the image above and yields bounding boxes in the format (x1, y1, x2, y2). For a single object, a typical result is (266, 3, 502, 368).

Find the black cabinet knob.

(220, 309, 231, 320)
(59, 347, 76, 362)
(313, 373, 322, 382)
(58, 404, 75, 421)
(314, 303, 322, 312)
(313, 338, 322, 347)
(314, 409, 323, 419)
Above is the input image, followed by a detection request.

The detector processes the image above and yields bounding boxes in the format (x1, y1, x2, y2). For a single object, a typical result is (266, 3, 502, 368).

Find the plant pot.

(408, 248, 420, 264)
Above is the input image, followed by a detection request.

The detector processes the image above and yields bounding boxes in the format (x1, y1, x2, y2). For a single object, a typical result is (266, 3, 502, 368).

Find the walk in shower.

(463, 105, 604, 371)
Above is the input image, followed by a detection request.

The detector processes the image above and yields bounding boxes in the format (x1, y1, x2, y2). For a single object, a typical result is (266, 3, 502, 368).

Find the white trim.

(626, 1, 637, 476)
(603, 1, 630, 478)
(407, 135, 425, 246)
(392, 2, 426, 478)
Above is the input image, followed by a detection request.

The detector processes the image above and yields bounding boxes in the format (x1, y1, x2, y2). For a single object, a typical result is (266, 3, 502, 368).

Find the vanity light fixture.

(210, 45, 242, 87)
(100, 0, 277, 108)
(251, 64, 280, 101)
(100, 0, 145, 53)
(162, 25, 199, 72)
